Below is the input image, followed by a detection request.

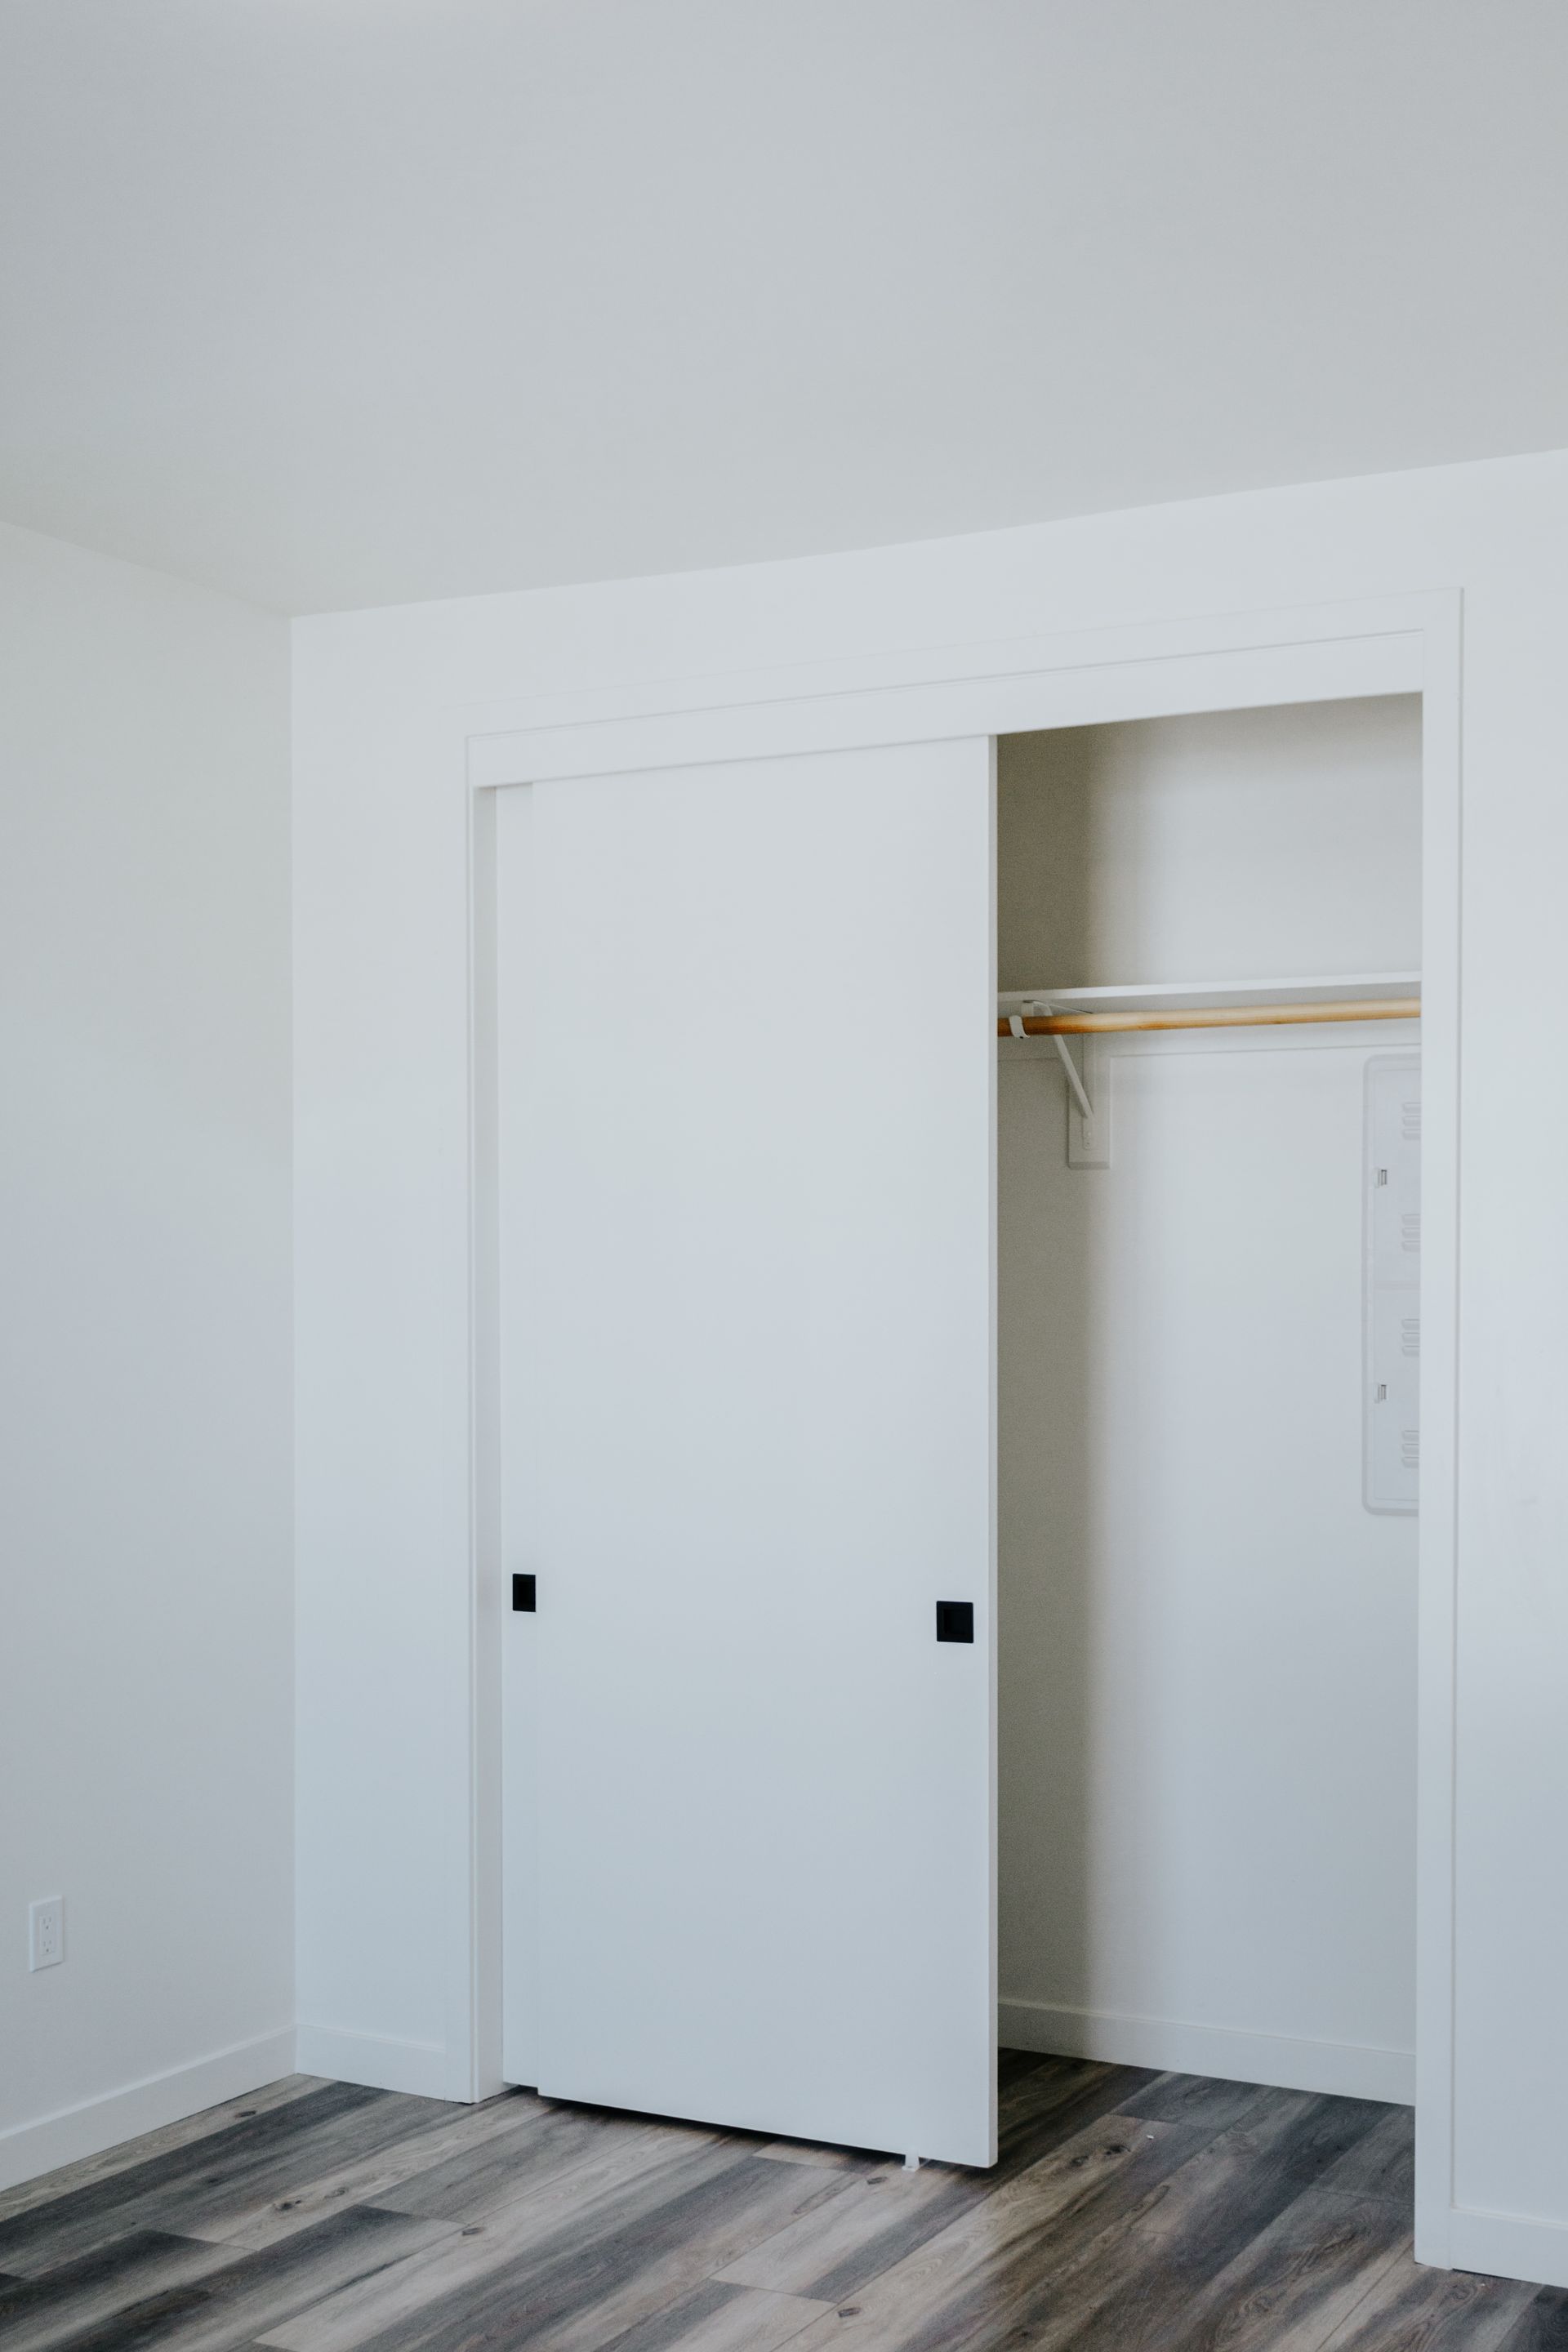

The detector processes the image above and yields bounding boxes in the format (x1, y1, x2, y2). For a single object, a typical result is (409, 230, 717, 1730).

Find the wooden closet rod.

(996, 997, 1420, 1036)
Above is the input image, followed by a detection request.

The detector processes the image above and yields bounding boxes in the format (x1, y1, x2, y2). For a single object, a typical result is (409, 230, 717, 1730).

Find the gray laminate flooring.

(2, 2053, 1561, 2352)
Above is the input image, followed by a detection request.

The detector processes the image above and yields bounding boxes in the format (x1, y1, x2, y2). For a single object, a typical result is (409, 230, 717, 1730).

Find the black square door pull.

(935, 1600, 973, 1643)
(512, 1574, 537, 1613)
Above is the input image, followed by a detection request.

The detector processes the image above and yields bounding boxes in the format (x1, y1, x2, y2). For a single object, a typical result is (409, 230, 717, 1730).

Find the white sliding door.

(496, 737, 996, 2167)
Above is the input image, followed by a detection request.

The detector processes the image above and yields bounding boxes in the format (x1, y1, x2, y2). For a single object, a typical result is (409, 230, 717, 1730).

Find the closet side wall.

(998, 696, 1421, 2100)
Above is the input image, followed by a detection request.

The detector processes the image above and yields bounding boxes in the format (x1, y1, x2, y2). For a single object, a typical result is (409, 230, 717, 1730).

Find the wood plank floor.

(2, 2053, 1563, 2352)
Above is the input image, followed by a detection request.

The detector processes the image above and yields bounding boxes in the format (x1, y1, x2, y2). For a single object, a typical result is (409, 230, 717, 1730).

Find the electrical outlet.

(29, 1897, 64, 1971)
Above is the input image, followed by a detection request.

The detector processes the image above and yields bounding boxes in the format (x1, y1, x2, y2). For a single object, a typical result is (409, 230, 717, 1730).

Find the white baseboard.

(1449, 2206, 1568, 2292)
(0, 2028, 296, 2194)
(293, 2024, 451, 2100)
(999, 1997, 1414, 2106)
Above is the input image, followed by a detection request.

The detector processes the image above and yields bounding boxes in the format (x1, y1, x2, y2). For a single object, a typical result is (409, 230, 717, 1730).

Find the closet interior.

(996, 693, 1423, 2104)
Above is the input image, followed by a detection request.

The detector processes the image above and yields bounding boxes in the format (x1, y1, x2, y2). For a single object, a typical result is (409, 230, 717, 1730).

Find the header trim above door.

(466, 597, 1431, 790)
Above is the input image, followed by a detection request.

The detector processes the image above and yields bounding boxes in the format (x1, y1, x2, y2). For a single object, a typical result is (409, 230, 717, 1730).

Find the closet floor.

(2, 2054, 1560, 2352)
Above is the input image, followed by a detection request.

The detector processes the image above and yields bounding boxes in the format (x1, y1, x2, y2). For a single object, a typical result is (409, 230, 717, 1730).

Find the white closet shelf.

(996, 973, 1421, 1038)
(999, 972, 1420, 1015)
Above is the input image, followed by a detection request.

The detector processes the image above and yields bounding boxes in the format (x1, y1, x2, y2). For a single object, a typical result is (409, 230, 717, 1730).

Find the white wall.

(996, 703, 1421, 2098)
(292, 446, 1568, 2282)
(997, 700, 1423, 988)
(0, 519, 293, 2187)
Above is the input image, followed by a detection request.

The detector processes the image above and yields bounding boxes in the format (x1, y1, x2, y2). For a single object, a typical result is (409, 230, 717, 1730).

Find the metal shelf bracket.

(1009, 1005, 1094, 1123)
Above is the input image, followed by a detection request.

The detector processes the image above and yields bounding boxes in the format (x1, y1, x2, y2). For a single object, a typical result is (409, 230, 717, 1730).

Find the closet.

(996, 695, 1422, 2102)
(492, 685, 1425, 2169)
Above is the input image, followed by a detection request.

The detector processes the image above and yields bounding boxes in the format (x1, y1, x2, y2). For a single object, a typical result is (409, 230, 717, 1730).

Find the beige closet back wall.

(997, 694, 1423, 2100)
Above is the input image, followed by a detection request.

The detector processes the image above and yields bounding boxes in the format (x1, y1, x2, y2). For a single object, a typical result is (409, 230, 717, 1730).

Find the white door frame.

(462, 589, 1461, 2262)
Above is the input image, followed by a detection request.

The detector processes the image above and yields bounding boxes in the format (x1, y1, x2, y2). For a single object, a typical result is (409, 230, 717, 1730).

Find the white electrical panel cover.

(1365, 1054, 1421, 1512)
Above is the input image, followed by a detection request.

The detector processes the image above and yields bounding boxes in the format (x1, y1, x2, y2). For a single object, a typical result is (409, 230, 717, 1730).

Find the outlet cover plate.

(29, 1897, 64, 1971)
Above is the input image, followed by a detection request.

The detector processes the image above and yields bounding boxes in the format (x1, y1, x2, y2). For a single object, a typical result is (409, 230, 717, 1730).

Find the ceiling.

(2, 0, 1565, 615)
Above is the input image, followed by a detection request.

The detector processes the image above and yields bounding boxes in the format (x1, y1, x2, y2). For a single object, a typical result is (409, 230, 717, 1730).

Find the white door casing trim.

(458, 590, 1461, 2265)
